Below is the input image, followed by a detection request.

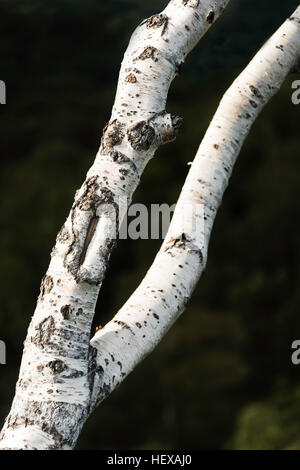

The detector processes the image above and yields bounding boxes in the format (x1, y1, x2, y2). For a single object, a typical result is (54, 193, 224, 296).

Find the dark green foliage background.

(0, 0, 300, 449)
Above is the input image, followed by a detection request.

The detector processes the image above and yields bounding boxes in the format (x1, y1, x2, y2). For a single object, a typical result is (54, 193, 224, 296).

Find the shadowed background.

(0, 0, 300, 450)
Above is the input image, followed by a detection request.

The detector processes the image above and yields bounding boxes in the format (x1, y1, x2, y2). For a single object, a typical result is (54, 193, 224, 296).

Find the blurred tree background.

(0, 0, 300, 450)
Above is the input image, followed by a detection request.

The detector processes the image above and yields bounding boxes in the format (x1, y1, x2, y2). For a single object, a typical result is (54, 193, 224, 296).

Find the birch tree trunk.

(0, 0, 229, 450)
(88, 6, 300, 415)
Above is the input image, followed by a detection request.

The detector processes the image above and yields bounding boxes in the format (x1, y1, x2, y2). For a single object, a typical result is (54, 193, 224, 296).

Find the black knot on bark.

(48, 359, 65, 374)
(127, 121, 155, 151)
(60, 304, 72, 320)
(206, 10, 215, 24)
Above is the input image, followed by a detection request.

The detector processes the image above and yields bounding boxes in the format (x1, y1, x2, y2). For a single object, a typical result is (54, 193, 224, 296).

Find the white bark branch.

(0, 0, 230, 450)
(88, 6, 300, 414)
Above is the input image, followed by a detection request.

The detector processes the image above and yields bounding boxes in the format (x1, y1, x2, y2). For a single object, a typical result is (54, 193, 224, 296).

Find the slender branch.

(0, 0, 230, 450)
(88, 6, 300, 413)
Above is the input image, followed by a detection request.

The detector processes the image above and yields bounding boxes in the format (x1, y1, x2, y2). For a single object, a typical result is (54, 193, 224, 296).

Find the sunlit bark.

(89, 6, 300, 415)
(0, 0, 230, 450)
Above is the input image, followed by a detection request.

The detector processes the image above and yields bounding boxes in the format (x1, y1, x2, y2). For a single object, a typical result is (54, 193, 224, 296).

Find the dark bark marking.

(249, 85, 264, 103)
(60, 304, 72, 320)
(206, 10, 215, 24)
(32, 316, 55, 347)
(110, 151, 138, 173)
(165, 233, 188, 250)
(182, 0, 199, 7)
(147, 110, 183, 146)
(175, 62, 184, 75)
(101, 119, 125, 151)
(289, 16, 300, 24)
(249, 99, 258, 108)
(134, 46, 158, 62)
(165, 233, 204, 263)
(76, 176, 102, 212)
(127, 121, 155, 151)
(48, 359, 65, 374)
(171, 114, 183, 136)
(146, 14, 168, 36)
(125, 73, 137, 83)
(39, 275, 53, 300)
(113, 319, 136, 335)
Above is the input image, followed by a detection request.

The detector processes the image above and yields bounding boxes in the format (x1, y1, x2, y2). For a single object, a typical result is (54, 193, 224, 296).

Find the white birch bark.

(88, 7, 300, 414)
(0, 0, 229, 450)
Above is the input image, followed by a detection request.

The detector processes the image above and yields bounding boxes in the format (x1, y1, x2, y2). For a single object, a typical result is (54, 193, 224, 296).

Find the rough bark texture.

(88, 6, 300, 414)
(0, 0, 230, 450)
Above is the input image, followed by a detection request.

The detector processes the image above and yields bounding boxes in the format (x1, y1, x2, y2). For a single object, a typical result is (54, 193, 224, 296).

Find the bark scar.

(64, 177, 118, 285)
(78, 216, 99, 266)
(165, 233, 203, 263)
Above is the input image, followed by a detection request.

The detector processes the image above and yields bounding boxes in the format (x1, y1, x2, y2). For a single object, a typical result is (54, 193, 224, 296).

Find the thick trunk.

(0, 0, 229, 450)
